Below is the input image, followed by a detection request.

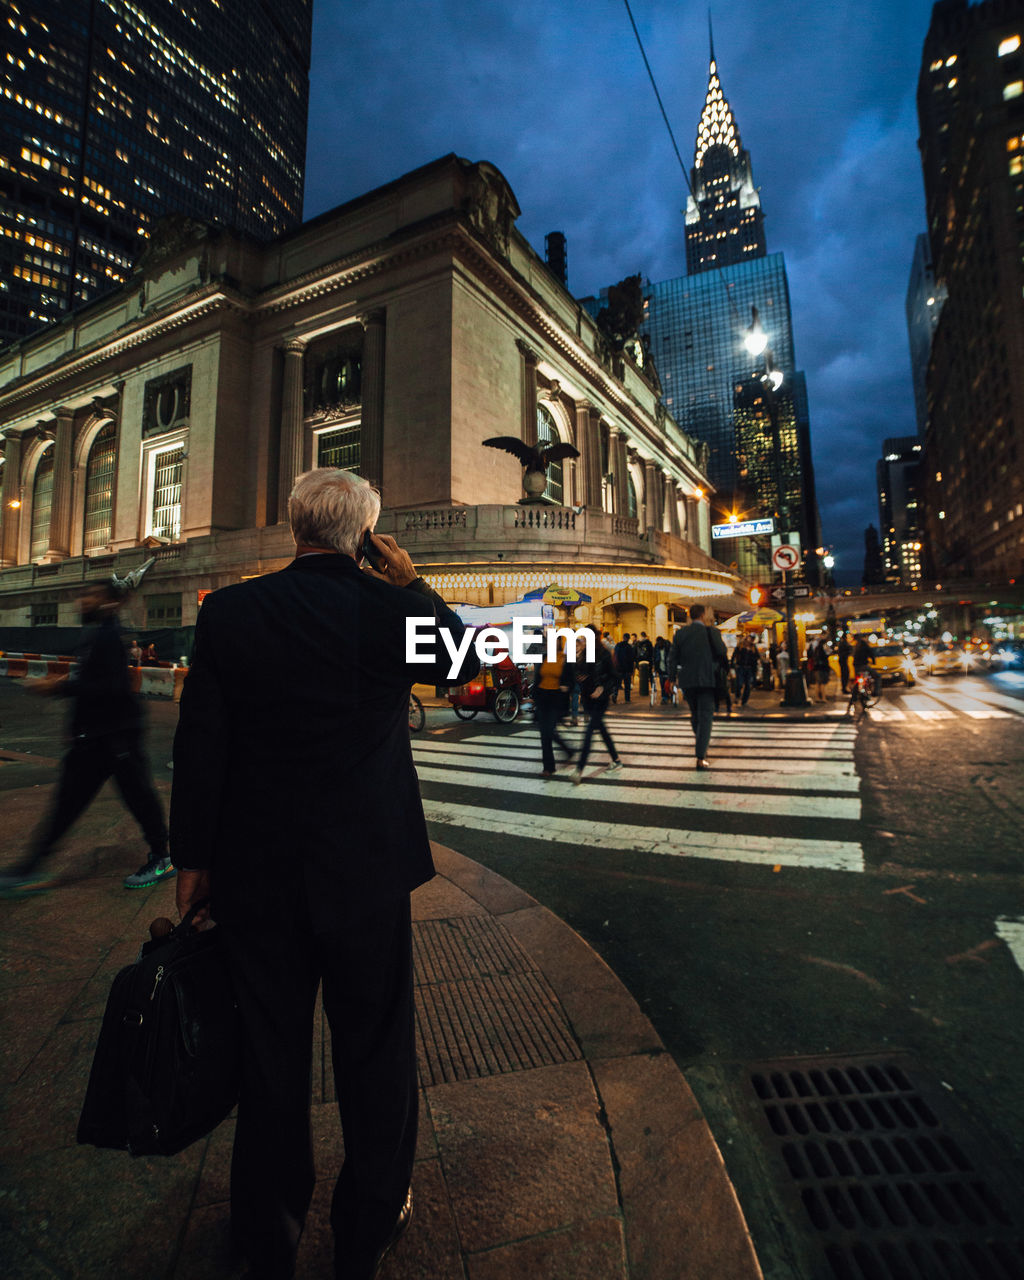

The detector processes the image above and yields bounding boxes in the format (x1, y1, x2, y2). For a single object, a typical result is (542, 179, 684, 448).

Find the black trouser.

(619, 670, 633, 702)
(684, 688, 715, 759)
(224, 892, 417, 1280)
(838, 658, 850, 692)
(535, 688, 573, 772)
(19, 735, 166, 875)
(578, 697, 618, 769)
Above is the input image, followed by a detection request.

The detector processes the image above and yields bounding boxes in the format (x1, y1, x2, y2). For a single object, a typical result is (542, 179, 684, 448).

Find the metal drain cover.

(743, 1052, 1024, 1279)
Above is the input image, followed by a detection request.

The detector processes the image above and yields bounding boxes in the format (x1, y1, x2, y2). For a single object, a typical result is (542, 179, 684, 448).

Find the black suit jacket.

(169, 554, 479, 930)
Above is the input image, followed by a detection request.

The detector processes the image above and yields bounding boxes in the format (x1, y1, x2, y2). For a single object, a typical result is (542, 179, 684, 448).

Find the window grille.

(536, 405, 563, 504)
(83, 422, 116, 551)
(151, 446, 184, 541)
(30, 448, 54, 560)
(317, 423, 360, 472)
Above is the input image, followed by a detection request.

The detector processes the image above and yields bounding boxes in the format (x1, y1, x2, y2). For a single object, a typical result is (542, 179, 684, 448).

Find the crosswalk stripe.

(902, 694, 956, 720)
(918, 689, 1012, 719)
(441, 736, 856, 774)
(955, 680, 1024, 714)
(860, 700, 907, 722)
(996, 918, 1024, 979)
(420, 800, 864, 873)
(412, 757, 860, 820)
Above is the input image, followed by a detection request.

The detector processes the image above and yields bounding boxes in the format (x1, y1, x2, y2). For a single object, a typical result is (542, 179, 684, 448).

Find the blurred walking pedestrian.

(653, 636, 672, 703)
(570, 624, 622, 783)
(671, 604, 728, 770)
(837, 632, 851, 693)
(533, 636, 575, 777)
(0, 568, 169, 896)
(613, 633, 635, 702)
(635, 632, 653, 696)
(734, 635, 758, 706)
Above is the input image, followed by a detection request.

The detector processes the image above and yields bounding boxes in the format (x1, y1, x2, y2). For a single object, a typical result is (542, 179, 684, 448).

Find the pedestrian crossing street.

(413, 719, 865, 875)
(833, 676, 1024, 722)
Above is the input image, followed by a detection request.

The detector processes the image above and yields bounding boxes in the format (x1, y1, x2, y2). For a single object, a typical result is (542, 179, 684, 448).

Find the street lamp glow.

(823, 554, 835, 569)
(693, 487, 704, 500)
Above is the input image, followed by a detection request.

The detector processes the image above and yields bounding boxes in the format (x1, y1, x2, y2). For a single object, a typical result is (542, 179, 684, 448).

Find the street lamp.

(743, 304, 809, 707)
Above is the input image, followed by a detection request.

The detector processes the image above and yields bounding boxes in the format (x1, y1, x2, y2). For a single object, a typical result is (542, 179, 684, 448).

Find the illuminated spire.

(694, 50, 741, 169)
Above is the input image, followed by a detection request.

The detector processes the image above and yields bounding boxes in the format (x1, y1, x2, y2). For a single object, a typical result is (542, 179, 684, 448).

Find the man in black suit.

(671, 604, 728, 770)
(170, 468, 480, 1280)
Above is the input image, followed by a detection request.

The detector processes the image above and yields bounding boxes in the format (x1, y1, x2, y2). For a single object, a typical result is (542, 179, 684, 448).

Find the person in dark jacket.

(671, 604, 728, 769)
(635, 631, 654, 696)
(613, 634, 635, 702)
(837, 633, 852, 693)
(532, 637, 575, 777)
(733, 635, 759, 706)
(171, 468, 480, 1280)
(0, 580, 169, 896)
(653, 635, 672, 703)
(569, 624, 622, 782)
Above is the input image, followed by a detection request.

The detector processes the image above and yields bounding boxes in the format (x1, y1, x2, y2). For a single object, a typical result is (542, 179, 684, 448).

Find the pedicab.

(448, 652, 528, 723)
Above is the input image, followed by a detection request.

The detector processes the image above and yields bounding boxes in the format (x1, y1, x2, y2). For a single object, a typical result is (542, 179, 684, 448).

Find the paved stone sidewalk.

(0, 767, 762, 1280)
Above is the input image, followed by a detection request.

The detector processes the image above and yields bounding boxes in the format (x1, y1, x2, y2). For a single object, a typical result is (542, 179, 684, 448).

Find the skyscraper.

(0, 0, 312, 347)
(684, 38, 767, 275)
(600, 46, 819, 582)
(918, 0, 1024, 580)
(876, 436, 924, 584)
(904, 233, 944, 439)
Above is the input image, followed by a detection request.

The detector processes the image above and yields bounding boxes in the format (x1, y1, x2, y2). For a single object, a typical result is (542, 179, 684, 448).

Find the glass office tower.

(0, 0, 312, 347)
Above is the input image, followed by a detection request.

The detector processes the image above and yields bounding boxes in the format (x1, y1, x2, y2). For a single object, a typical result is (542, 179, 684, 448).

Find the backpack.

(77, 901, 241, 1157)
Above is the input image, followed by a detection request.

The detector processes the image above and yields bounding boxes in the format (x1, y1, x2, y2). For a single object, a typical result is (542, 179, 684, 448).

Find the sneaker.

(541, 770, 555, 779)
(607, 760, 623, 772)
(123, 856, 176, 889)
(0, 871, 51, 898)
(571, 768, 583, 785)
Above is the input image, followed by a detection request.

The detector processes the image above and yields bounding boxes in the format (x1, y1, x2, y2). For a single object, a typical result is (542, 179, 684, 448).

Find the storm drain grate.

(746, 1054, 1024, 1280)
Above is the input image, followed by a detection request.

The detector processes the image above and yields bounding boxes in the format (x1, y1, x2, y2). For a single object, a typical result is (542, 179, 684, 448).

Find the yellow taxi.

(831, 641, 916, 686)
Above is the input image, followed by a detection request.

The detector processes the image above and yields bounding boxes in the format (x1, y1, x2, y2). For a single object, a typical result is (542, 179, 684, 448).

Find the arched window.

(30, 447, 54, 560)
(83, 421, 116, 551)
(626, 473, 638, 519)
(536, 405, 563, 505)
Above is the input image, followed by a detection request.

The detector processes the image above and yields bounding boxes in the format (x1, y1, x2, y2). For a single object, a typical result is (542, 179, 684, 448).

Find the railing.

(402, 509, 468, 531)
(513, 507, 577, 531)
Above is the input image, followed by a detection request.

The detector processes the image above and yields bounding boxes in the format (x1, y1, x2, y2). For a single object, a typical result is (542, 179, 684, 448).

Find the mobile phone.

(361, 529, 387, 572)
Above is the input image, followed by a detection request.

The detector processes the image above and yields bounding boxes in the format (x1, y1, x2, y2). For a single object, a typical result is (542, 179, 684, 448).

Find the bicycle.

(408, 692, 425, 733)
(844, 669, 880, 720)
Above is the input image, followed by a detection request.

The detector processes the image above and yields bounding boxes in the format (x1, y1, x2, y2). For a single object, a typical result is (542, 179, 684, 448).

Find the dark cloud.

(305, 0, 937, 583)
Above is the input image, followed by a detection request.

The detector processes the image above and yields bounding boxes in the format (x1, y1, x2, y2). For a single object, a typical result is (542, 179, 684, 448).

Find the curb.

(428, 842, 764, 1280)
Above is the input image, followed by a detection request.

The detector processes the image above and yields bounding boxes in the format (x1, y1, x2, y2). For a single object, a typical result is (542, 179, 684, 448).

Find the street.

(3, 673, 1024, 1277)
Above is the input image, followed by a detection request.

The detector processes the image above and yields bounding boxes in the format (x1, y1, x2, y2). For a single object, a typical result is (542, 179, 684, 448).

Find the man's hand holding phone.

(361, 531, 417, 588)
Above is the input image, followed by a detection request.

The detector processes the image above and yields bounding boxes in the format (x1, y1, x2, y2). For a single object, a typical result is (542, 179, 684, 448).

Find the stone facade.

(0, 154, 740, 644)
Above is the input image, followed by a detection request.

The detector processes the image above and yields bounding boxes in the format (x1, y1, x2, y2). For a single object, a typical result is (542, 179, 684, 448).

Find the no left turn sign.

(772, 544, 800, 572)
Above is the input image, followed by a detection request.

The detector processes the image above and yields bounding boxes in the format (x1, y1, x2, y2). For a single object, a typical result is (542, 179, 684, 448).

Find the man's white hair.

(288, 468, 381, 556)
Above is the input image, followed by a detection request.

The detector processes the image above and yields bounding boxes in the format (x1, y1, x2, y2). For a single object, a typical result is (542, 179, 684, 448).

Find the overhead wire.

(621, 0, 695, 199)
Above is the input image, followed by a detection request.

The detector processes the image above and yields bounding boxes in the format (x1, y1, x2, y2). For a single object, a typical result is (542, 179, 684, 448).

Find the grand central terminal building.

(0, 154, 742, 651)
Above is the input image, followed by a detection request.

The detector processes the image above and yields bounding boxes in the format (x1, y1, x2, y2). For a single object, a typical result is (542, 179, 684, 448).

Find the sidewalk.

(0, 766, 763, 1279)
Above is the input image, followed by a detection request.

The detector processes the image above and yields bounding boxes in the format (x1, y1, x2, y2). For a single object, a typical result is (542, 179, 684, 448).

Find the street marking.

(420, 800, 864, 873)
(902, 694, 956, 721)
(859, 700, 906, 722)
(919, 685, 1014, 718)
(438, 736, 857, 777)
(412, 759, 860, 820)
(995, 918, 1024, 979)
(953, 680, 1024, 715)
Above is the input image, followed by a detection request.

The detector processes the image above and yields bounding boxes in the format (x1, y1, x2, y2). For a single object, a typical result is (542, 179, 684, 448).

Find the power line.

(622, 0, 694, 199)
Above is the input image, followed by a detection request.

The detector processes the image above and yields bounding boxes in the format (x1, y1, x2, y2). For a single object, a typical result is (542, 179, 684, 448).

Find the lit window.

(999, 35, 1021, 56)
(536, 406, 564, 505)
(946, 54, 957, 66)
(948, 77, 958, 88)
(83, 422, 116, 551)
(1005, 81, 1024, 100)
(1012, 156, 1024, 176)
(30, 446, 54, 560)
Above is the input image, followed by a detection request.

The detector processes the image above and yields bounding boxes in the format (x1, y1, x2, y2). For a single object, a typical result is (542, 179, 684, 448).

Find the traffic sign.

(769, 585, 813, 601)
(712, 517, 776, 540)
(772, 544, 800, 571)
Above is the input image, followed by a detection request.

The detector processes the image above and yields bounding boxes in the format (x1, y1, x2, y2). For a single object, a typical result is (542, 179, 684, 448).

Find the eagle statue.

(482, 436, 580, 503)
(110, 556, 156, 599)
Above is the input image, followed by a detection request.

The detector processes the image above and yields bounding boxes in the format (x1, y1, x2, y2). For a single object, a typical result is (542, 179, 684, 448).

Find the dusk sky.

(302, 0, 938, 585)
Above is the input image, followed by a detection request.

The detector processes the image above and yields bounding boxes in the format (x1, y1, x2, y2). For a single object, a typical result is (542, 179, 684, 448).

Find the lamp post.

(743, 305, 809, 707)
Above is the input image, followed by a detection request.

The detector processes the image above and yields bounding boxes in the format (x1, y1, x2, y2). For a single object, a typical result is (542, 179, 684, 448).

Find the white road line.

(902, 694, 956, 721)
(917, 689, 1012, 719)
(934, 679, 1024, 716)
(861, 700, 907, 722)
(996, 918, 1024, 978)
(429, 738, 856, 776)
(413, 759, 860, 820)
(420, 800, 864, 873)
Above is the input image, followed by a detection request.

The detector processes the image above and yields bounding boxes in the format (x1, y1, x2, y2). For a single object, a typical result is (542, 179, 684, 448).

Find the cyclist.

(847, 635, 878, 716)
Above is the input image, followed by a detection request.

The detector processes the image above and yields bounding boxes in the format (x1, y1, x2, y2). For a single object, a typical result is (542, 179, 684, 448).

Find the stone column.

(643, 459, 660, 530)
(46, 405, 75, 559)
(612, 431, 629, 515)
(516, 340, 539, 447)
(665, 475, 681, 537)
(359, 310, 386, 492)
(278, 338, 307, 519)
(0, 432, 24, 566)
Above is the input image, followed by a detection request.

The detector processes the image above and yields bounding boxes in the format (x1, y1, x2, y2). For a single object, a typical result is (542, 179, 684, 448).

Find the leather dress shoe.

(337, 1187, 413, 1280)
(696, 758, 712, 770)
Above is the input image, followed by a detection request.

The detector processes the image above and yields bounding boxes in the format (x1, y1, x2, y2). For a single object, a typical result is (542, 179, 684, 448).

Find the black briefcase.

(77, 900, 241, 1157)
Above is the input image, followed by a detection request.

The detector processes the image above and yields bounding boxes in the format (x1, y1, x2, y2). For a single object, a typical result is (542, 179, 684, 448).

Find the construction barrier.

(0, 659, 186, 699)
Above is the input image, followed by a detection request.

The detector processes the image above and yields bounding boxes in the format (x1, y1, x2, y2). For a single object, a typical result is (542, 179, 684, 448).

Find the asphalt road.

(3, 672, 1024, 1277)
